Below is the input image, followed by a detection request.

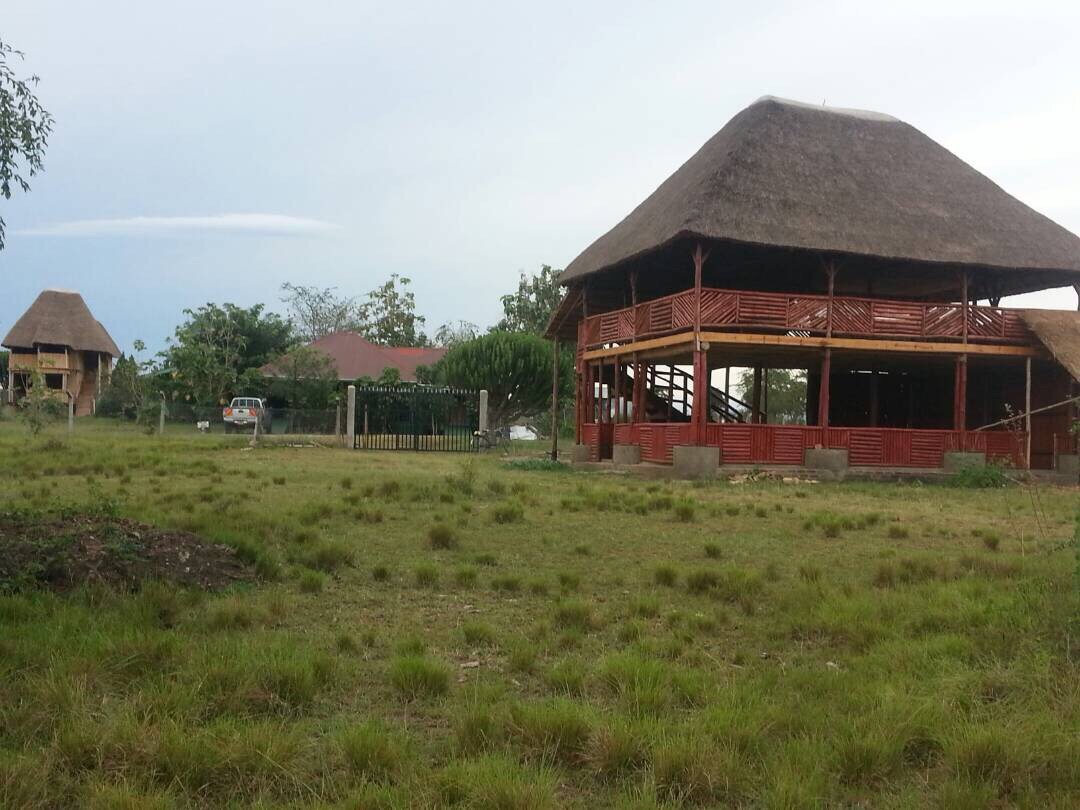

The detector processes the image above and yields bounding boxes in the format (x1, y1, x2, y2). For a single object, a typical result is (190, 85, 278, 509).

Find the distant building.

(260, 331, 447, 383)
(2, 289, 120, 416)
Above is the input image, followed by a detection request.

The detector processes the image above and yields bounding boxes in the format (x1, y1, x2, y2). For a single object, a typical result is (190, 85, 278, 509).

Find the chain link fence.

(159, 404, 344, 437)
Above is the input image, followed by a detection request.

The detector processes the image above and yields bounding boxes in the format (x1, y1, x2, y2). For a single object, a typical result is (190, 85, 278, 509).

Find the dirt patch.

(0, 513, 256, 592)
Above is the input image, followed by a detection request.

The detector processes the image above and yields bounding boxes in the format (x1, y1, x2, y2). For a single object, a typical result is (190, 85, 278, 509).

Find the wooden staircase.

(75, 371, 96, 417)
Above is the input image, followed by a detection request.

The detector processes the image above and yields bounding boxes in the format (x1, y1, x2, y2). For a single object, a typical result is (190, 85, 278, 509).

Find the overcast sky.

(2, 1, 1079, 354)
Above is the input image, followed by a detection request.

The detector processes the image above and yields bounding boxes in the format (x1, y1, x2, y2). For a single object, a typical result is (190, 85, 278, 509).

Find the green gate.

(354, 386, 478, 452)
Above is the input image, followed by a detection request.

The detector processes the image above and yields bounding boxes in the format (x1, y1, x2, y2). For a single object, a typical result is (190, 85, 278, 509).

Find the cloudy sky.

(2, 1, 1079, 353)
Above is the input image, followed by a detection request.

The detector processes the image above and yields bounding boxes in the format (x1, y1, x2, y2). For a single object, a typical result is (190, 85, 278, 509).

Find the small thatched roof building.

(3, 289, 119, 415)
(3, 289, 120, 357)
(260, 332, 447, 383)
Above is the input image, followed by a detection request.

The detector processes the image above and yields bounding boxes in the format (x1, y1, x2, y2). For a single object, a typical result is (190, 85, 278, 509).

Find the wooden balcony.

(580, 287, 1032, 349)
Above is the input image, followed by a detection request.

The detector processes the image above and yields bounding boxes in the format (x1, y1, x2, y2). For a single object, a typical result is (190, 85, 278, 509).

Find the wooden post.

(550, 338, 560, 461)
(751, 366, 762, 424)
(825, 262, 837, 338)
(692, 348, 708, 443)
(346, 385, 356, 448)
(763, 368, 769, 424)
(631, 354, 643, 424)
(869, 371, 879, 427)
(1024, 356, 1032, 469)
(953, 355, 968, 433)
(961, 271, 970, 344)
(818, 350, 831, 430)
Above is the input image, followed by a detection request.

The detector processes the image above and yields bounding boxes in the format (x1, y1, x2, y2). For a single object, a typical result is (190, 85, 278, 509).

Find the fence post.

(159, 398, 166, 436)
(346, 385, 356, 449)
(479, 389, 489, 438)
(335, 402, 342, 445)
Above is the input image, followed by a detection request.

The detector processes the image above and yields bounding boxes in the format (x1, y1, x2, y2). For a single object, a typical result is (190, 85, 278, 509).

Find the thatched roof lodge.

(549, 96, 1080, 475)
(3, 289, 120, 416)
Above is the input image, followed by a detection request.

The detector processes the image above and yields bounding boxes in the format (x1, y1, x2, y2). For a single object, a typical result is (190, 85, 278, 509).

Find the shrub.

(673, 500, 696, 522)
(686, 570, 720, 595)
(302, 541, 353, 572)
(338, 721, 407, 782)
(557, 572, 581, 592)
(630, 596, 660, 619)
(545, 659, 587, 695)
(414, 564, 439, 588)
(508, 640, 539, 673)
(654, 566, 678, 587)
(474, 553, 498, 567)
(652, 735, 747, 805)
(584, 720, 649, 780)
(454, 703, 508, 754)
(454, 566, 479, 586)
(887, 525, 909, 540)
(389, 655, 450, 699)
(598, 653, 669, 716)
(272, 476, 286, 486)
(949, 463, 1011, 489)
(573, 543, 592, 556)
(340, 476, 353, 490)
(508, 699, 594, 765)
(798, 564, 822, 583)
(492, 575, 522, 593)
(704, 542, 722, 559)
(372, 565, 390, 582)
(462, 621, 497, 646)
(553, 600, 593, 631)
(487, 479, 507, 496)
(428, 523, 459, 550)
(299, 570, 325, 593)
(491, 502, 524, 524)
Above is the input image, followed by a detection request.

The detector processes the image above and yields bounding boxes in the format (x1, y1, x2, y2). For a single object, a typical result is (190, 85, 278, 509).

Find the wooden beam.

(954, 354, 968, 431)
(818, 349, 831, 429)
(1024, 356, 1032, 469)
(550, 338, 560, 462)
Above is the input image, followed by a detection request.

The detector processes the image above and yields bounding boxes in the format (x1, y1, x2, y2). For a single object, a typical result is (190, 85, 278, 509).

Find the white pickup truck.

(223, 397, 271, 434)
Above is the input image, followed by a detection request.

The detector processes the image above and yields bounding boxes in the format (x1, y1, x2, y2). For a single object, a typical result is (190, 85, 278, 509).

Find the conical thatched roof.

(3, 289, 120, 356)
(1021, 309, 1080, 381)
(561, 96, 1080, 283)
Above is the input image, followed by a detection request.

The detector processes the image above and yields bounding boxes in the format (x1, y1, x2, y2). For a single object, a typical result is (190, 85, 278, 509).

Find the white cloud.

(14, 213, 339, 238)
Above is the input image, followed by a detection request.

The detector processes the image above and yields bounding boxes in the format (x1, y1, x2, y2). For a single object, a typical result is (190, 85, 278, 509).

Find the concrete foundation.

(804, 448, 849, 474)
(943, 452, 986, 472)
(1056, 454, 1079, 481)
(570, 444, 592, 464)
(612, 444, 641, 465)
(672, 445, 720, 479)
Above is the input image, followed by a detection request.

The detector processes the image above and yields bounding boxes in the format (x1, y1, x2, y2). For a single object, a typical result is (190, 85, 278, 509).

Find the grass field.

(0, 418, 1078, 808)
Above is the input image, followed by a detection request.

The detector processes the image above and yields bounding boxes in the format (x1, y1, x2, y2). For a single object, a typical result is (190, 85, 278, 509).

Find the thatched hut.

(3, 289, 120, 416)
(548, 96, 1080, 474)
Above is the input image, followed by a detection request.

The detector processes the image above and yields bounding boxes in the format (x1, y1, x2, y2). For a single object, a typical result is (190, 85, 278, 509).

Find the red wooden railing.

(601, 422, 1026, 469)
(581, 287, 1031, 349)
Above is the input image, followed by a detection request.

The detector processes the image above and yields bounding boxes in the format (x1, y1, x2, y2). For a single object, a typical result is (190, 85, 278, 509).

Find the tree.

(267, 345, 339, 410)
(163, 303, 293, 405)
(359, 274, 428, 346)
(434, 320, 478, 347)
(98, 340, 160, 424)
(17, 371, 64, 435)
(437, 332, 572, 428)
(0, 349, 8, 383)
(495, 265, 563, 334)
(736, 368, 807, 424)
(0, 39, 53, 250)
(280, 283, 363, 342)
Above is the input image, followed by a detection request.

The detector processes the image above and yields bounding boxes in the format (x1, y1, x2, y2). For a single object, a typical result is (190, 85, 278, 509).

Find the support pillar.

(868, 371, 879, 427)
(550, 338, 560, 462)
(1024, 356, 1032, 469)
(818, 349, 832, 430)
(953, 355, 968, 433)
(6, 368, 12, 404)
(631, 354, 643, 423)
(751, 366, 762, 424)
(346, 385, 356, 448)
(692, 347, 708, 444)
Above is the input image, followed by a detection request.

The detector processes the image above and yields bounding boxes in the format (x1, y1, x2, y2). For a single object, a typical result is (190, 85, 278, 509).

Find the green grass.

(0, 418, 1077, 807)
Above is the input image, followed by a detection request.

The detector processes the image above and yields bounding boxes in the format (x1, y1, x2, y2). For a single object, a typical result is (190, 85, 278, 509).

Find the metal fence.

(162, 404, 343, 436)
(354, 386, 478, 452)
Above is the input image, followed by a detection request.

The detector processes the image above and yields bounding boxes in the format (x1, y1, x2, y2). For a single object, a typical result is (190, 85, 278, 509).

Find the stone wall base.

(943, 452, 986, 472)
(570, 444, 592, 464)
(804, 448, 849, 473)
(672, 445, 721, 479)
(612, 444, 641, 465)
(1056, 454, 1078, 481)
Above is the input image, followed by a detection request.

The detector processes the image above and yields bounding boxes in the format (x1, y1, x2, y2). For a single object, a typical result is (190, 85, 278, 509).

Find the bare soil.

(0, 512, 256, 592)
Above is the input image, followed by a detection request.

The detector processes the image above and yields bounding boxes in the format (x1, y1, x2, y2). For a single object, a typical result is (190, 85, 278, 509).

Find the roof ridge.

(753, 95, 900, 123)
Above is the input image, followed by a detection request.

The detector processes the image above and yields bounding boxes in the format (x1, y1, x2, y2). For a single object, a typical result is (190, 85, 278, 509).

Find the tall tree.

(495, 265, 563, 334)
(736, 368, 807, 424)
(267, 345, 339, 409)
(359, 274, 428, 346)
(163, 303, 293, 405)
(0, 39, 53, 250)
(280, 283, 363, 342)
(434, 320, 479, 348)
(438, 332, 573, 427)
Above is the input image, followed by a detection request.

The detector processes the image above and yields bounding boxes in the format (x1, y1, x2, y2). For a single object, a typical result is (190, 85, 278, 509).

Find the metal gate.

(354, 386, 479, 452)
